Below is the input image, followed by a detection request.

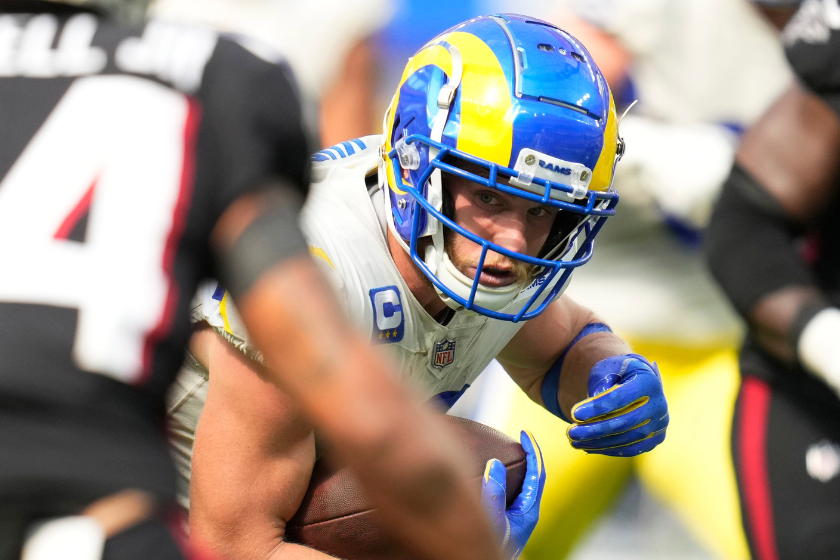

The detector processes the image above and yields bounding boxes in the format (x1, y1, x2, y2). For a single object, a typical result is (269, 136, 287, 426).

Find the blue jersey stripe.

(431, 384, 470, 411)
(313, 138, 370, 164)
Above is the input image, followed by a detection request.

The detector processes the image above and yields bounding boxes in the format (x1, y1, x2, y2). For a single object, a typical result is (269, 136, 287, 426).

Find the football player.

(0, 2, 507, 560)
(168, 15, 671, 560)
(706, 2, 840, 558)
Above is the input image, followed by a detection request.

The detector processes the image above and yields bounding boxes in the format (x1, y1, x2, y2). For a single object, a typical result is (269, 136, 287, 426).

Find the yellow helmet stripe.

(589, 91, 619, 192)
(382, 32, 515, 195)
(444, 32, 513, 167)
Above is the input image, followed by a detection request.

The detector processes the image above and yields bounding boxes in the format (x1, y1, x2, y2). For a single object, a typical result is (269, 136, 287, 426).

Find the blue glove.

(567, 354, 668, 457)
(481, 431, 546, 560)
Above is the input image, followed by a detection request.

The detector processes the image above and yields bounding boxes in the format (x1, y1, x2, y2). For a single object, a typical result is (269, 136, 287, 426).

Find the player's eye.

(478, 192, 499, 205)
(528, 206, 553, 218)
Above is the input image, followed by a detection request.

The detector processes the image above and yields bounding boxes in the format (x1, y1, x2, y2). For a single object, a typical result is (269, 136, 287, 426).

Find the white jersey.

(195, 134, 524, 405)
(168, 136, 526, 508)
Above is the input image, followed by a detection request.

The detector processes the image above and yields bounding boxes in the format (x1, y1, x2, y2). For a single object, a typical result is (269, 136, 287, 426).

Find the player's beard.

(444, 229, 534, 288)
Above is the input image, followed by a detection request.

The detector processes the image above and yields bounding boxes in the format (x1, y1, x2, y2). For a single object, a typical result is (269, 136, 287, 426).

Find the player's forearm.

(283, 367, 505, 560)
(190, 425, 315, 560)
(238, 261, 503, 560)
(190, 456, 287, 560)
(500, 299, 631, 420)
(313, 355, 504, 560)
(192, 514, 336, 560)
(748, 286, 827, 364)
(557, 331, 631, 419)
(190, 330, 321, 560)
(747, 286, 840, 399)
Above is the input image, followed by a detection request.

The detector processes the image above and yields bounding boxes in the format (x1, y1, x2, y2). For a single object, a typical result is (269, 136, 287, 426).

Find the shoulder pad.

(311, 135, 381, 172)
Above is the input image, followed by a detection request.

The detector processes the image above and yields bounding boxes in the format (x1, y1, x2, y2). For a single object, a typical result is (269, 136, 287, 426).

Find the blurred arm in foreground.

(205, 190, 503, 560)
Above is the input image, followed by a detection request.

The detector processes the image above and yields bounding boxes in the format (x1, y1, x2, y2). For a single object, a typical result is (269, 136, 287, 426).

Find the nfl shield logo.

(433, 339, 456, 370)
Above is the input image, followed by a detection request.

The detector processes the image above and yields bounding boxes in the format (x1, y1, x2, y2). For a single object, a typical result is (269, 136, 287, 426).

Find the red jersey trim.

(139, 96, 202, 384)
(738, 376, 778, 560)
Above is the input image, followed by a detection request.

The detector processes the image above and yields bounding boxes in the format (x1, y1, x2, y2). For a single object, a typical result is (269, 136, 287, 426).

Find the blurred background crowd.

(146, 0, 802, 558)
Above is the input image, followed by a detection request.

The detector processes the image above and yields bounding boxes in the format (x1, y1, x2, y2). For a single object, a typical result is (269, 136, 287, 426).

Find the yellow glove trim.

(523, 429, 544, 479)
(484, 459, 496, 483)
(566, 419, 651, 444)
(577, 427, 668, 452)
(571, 393, 650, 424)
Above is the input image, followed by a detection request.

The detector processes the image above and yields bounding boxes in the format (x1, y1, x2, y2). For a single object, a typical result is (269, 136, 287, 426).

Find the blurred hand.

(481, 431, 546, 560)
(567, 354, 668, 457)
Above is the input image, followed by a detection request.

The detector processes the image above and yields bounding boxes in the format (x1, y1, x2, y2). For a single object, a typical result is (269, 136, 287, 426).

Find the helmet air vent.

(538, 97, 601, 121)
(491, 15, 605, 119)
(489, 15, 523, 98)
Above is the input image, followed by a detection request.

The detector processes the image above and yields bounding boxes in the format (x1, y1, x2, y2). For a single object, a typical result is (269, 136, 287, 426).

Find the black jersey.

(0, 2, 310, 504)
(737, 3, 840, 396)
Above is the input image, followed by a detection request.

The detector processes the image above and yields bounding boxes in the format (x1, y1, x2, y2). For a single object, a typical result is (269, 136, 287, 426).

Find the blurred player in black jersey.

(706, 2, 840, 559)
(0, 2, 507, 560)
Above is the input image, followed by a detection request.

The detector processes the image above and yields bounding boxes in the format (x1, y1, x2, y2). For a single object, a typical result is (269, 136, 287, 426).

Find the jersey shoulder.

(310, 135, 381, 182)
(305, 134, 385, 240)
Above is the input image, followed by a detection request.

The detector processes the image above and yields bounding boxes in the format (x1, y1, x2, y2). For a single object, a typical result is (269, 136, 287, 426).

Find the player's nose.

(488, 212, 528, 255)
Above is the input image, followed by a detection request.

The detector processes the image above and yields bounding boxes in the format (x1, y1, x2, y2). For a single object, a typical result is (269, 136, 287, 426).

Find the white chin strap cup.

(798, 307, 840, 398)
(434, 251, 523, 312)
(22, 516, 106, 560)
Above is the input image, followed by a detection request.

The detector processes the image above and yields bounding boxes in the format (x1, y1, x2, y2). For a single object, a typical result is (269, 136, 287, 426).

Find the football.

(285, 416, 527, 560)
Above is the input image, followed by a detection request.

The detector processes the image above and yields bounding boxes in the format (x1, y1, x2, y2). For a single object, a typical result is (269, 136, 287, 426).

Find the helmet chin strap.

(426, 43, 461, 235)
(423, 44, 461, 234)
(422, 44, 463, 305)
(434, 252, 525, 312)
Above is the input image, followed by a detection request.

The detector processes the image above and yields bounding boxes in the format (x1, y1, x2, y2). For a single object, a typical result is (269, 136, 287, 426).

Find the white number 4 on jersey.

(0, 75, 197, 384)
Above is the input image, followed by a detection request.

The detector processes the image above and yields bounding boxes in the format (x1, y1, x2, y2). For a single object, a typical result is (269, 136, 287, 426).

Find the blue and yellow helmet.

(380, 14, 623, 322)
